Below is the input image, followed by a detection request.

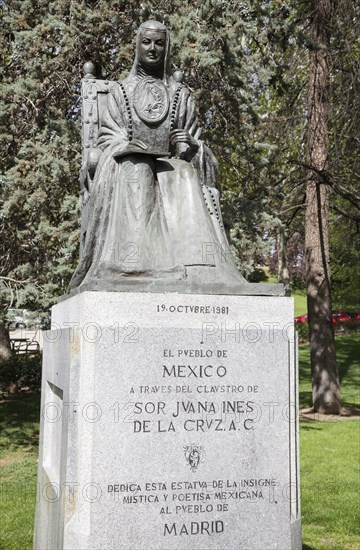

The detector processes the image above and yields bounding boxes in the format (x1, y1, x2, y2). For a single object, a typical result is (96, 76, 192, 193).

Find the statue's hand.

(170, 130, 199, 154)
(170, 130, 199, 161)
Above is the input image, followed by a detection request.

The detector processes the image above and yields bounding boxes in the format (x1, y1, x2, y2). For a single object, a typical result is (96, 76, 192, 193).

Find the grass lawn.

(0, 335, 359, 550)
(299, 334, 360, 409)
(294, 291, 308, 317)
(293, 287, 360, 318)
(301, 421, 360, 550)
(0, 394, 39, 550)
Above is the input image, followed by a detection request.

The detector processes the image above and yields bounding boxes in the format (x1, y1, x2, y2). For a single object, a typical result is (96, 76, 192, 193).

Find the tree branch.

(290, 160, 360, 210)
(331, 204, 360, 222)
(277, 203, 306, 217)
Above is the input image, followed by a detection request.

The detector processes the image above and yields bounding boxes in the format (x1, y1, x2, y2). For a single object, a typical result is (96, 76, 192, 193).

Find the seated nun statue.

(69, 20, 247, 292)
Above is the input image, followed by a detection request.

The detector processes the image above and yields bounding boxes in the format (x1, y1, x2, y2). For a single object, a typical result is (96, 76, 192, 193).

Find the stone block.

(34, 291, 301, 550)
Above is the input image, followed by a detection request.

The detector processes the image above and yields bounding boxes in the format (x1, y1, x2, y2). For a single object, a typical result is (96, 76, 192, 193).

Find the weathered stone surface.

(34, 292, 301, 550)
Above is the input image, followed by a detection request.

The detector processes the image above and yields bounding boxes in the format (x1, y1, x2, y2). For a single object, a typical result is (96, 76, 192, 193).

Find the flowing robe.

(70, 76, 246, 291)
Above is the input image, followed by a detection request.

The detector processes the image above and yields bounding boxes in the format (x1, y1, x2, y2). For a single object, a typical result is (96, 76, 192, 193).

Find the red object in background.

(294, 314, 308, 325)
(331, 310, 351, 326)
(347, 311, 360, 322)
(295, 310, 359, 326)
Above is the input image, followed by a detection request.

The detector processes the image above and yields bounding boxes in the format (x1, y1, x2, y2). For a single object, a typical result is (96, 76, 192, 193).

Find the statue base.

(60, 280, 285, 303)
(34, 291, 301, 550)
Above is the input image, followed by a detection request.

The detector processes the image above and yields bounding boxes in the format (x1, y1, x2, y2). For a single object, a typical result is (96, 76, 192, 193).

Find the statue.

(70, 20, 248, 293)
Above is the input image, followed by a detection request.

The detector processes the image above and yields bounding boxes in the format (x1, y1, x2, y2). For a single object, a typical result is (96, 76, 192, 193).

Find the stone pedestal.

(34, 291, 301, 550)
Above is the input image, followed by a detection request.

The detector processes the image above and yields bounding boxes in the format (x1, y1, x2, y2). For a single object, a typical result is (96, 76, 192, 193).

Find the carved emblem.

(133, 78, 169, 124)
(184, 444, 205, 472)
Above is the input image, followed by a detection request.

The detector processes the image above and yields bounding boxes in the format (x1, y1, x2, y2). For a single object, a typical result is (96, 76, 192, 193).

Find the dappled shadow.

(335, 335, 360, 408)
(0, 394, 40, 452)
(339, 407, 360, 417)
(299, 389, 312, 409)
(300, 403, 360, 422)
(336, 335, 360, 384)
(298, 335, 360, 409)
(299, 421, 323, 430)
(302, 544, 316, 550)
(298, 345, 312, 408)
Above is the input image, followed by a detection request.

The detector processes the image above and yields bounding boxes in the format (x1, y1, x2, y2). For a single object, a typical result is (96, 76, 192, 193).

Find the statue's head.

(138, 20, 167, 70)
(128, 20, 170, 81)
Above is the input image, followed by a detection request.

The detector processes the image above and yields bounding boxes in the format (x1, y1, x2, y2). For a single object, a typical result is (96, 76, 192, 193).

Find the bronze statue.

(70, 20, 247, 293)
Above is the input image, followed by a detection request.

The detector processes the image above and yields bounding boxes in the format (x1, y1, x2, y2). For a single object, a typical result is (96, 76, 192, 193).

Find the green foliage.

(0, 0, 358, 303)
(326, 1, 360, 311)
(0, 1, 154, 309)
(0, 0, 307, 299)
(330, 213, 360, 308)
(344, 320, 360, 333)
(247, 267, 268, 283)
(296, 321, 309, 343)
(269, 231, 306, 289)
(0, 353, 42, 394)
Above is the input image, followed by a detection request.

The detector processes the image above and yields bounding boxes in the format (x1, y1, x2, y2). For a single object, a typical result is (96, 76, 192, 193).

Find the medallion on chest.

(132, 77, 170, 124)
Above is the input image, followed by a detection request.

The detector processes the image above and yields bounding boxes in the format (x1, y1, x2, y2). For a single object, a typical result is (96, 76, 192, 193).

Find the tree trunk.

(0, 321, 12, 362)
(276, 227, 291, 296)
(305, 0, 341, 414)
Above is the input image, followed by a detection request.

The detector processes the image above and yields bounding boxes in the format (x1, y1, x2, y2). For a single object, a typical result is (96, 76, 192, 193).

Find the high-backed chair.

(79, 62, 115, 257)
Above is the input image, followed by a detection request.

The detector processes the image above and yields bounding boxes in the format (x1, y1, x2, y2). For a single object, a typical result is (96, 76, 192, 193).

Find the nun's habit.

(70, 21, 247, 291)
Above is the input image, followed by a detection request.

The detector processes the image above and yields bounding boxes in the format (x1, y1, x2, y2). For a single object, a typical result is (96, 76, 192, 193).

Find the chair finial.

(83, 62, 95, 78)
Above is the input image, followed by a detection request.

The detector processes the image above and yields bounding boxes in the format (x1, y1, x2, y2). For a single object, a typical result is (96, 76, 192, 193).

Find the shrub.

(296, 319, 359, 343)
(0, 353, 42, 394)
(344, 320, 360, 333)
(296, 322, 309, 343)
